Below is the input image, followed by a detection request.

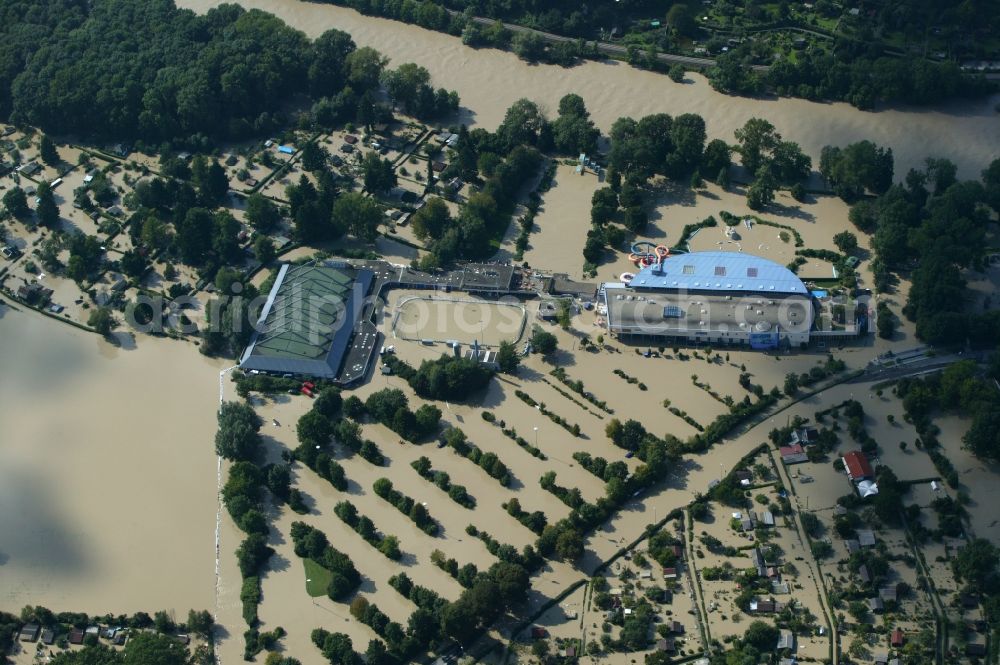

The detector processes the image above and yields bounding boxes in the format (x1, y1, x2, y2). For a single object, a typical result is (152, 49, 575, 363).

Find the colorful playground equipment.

(619, 272, 635, 284)
(628, 241, 670, 267)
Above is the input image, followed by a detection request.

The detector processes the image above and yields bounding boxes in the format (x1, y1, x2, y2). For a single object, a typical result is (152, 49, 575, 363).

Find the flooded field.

(0, 304, 224, 615)
(390, 291, 528, 346)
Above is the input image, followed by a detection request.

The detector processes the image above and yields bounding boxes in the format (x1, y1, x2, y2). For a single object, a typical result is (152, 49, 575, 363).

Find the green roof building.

(239, 262, 374, 379)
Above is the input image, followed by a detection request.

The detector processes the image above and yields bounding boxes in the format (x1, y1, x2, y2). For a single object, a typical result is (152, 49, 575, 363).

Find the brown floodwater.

(0, 304, 223, 615)
(178, 0, 1000, 180)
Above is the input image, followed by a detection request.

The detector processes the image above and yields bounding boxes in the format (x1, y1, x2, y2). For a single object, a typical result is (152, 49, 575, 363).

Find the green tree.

(176, 207, 214, 265)
(120, 249, 148, 278)
(382, 62, 431, 111)
(361, 152, 397, 194)
(2, 187, 29, 218)
(333, 192, 381, 242)
(746, 168, 776, 210)
(216, 401, 262, 461)
(245, 193, 281, 231)
(193, 157, 229, 206)
(742, 620, 779, 652)
(552, 94, 599, 155)
(531, 329, 558, 356)
(665, 3, 696, 35)
(39, 134, 59, 166)
(253, 235, 276, 264)
(35, 184, 60, 228)
(496, 340, 520, 374)
(345, 47, 388, 90)
(554, 528, 584, 561)
(300, 141, 327, 172)
(410, 196, 451, 241)
(212, 210, 242, 263)
(964, 411, 1000, 462)
(88, 307, 115, 337)
(734, 118, 780, 176)
(511, 31, 546, 62)
(952, 538, 999, 588)
(237, 533, 274, 576)
(833, 231, 858, 254)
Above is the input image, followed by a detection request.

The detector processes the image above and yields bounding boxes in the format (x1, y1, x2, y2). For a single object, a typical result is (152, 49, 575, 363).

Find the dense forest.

(0, 0, 455, 145)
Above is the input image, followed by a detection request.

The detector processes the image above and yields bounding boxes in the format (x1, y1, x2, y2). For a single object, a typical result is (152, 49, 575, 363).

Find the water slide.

(629, 241, 670, 267)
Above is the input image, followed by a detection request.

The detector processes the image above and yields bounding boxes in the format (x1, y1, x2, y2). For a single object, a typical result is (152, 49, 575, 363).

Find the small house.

(662, 567, 678, 579)
(16, 283, 54, 304)
(845, 539, 860, 554)
(734, 469, 752, 482)
(656, 637, 676, 653)
(789, 427, 819, 445)
(776, 630, 795, 651)
(750, 548, 767, 577)
(750, 599, 776, 613)
(869, 597, 884, 613)
(879, 585, 898, 603)
(859, 564, 872, 584)
(891, 628, 904, 647)
(966, 643, 987, 657)
(19, 624, 40, 642)
(68, 628, 85, 645)
(41, 628, 56, 645)
(17, 161, 41, 176)
(670, 621, 684, 634)
(431, 161, 446, 173)
(857, 529, 876, 548)
(960, 593, 980, 609)
(530, 626, 547, 639)
(762, 511, 775, 527)
(343, 135, 358, 145)
(780, 444, 808, 464)
(874, 653, 888, 665)
(842, 451, 874, 481)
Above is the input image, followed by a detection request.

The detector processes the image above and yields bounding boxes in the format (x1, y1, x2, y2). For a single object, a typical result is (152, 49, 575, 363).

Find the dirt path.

(768, 447, 839, 665)
(683, 508, 713, 653)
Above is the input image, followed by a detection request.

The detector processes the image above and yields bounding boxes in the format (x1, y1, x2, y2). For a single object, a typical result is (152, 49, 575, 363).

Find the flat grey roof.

(604, 289, 813, 336)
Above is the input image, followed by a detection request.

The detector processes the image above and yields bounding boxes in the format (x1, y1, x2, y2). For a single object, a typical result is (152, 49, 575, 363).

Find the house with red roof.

(843, 451, 874, 481)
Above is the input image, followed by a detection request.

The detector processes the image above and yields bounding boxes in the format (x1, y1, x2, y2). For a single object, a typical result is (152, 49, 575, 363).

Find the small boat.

(272, 419, 280, 427)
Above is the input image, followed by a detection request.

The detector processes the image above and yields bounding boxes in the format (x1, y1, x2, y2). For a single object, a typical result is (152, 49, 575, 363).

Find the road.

(454, 12, 769, 71)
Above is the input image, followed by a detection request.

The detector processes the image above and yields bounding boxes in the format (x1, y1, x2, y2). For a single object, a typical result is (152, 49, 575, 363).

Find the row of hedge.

(334, 500, 403, 560)
(372, 478, 439, 536)
(411, 456, 476, 509)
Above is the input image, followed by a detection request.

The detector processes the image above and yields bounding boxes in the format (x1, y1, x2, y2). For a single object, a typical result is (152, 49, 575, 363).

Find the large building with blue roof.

(602, 251, 814, 348)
